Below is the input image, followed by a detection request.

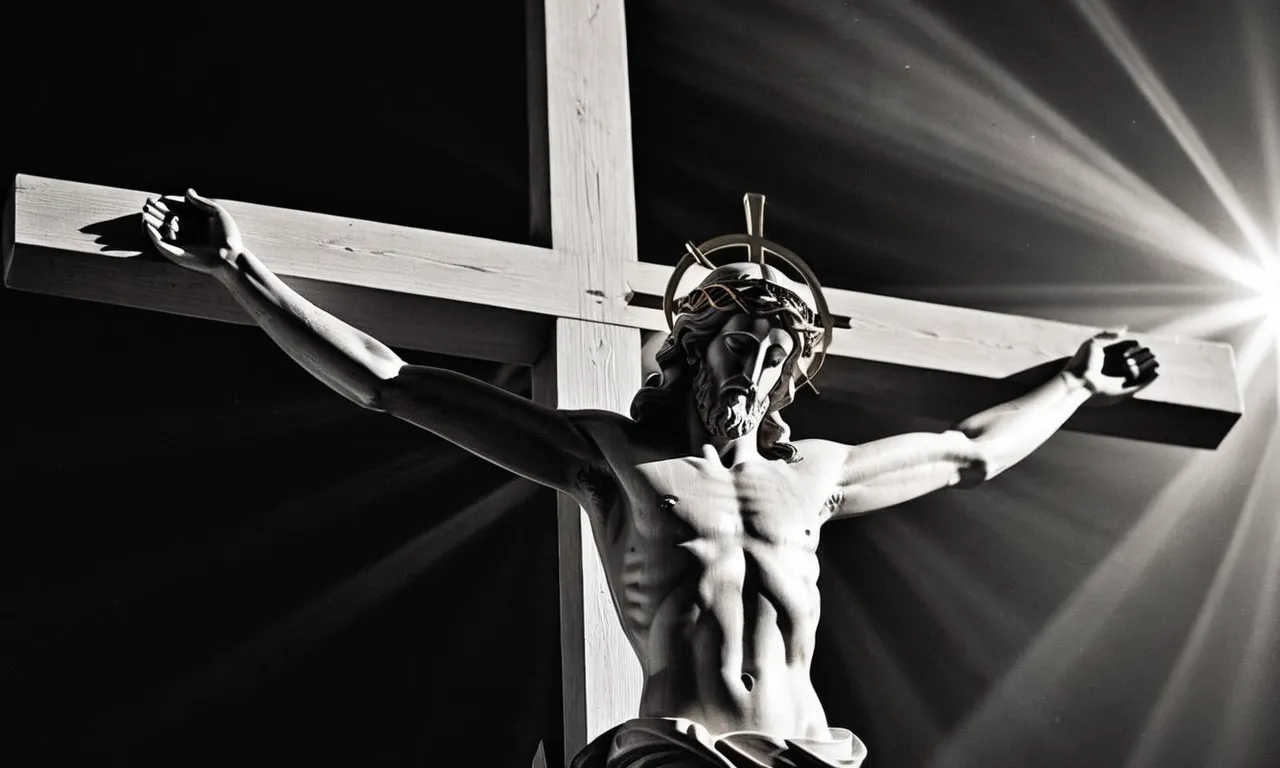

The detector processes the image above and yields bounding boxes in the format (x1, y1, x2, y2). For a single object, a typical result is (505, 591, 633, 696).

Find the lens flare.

(699, 1, 1280, 765)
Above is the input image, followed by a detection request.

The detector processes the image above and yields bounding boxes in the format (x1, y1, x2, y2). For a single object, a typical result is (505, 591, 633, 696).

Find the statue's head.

(630, 259, 828, 462)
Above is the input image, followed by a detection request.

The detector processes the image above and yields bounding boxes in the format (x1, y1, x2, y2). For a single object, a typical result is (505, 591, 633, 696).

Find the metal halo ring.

(662, 234, 835, 386)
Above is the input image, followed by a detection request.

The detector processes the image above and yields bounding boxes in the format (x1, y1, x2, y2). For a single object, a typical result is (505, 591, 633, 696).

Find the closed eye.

(764, 345, 788, 367)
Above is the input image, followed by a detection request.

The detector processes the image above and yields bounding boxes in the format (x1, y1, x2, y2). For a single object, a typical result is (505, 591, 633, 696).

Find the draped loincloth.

(569, 717, 867, 768)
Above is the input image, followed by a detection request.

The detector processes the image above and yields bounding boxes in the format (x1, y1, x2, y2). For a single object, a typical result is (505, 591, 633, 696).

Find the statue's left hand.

(1065, 329, 1160, 406)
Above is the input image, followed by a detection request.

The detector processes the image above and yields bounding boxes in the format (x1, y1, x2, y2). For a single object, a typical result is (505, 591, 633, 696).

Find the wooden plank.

(622, 262, 1243, 449)
(5, 174, 564, 362)
(5, 174, 1243, 445)
(532, 319, 644, 762)
(545, 0, 637, 325)
(540, 0, 644, 761)
(5, 243, 550, 364)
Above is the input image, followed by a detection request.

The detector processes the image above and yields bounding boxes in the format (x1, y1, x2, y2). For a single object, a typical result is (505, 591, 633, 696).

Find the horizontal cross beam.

(5, 174, 1243, 448)
(5, 175, 564, 364)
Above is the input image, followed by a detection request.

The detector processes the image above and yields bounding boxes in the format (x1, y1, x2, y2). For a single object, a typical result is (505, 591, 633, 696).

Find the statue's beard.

(693, 365, 770, 439)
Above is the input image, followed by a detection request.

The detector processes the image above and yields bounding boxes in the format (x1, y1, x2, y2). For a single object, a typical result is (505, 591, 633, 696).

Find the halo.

(662, 194, 835, 390)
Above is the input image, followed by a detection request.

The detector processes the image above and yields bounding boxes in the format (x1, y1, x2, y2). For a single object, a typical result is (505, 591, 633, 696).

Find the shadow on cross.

(79, 213, 152, 257)
(80, 198, 211, 258)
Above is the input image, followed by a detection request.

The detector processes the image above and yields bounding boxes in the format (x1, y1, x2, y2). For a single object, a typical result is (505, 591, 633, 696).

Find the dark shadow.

(1004, 341, 1159, 390)
(79, 213, 153, 257)
(1001, 357, 1070, 387)
(3, 179, 14, 281)
(82, 197, 214, 259)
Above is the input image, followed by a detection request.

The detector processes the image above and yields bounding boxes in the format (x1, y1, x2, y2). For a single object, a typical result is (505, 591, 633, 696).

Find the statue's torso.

(587, 427, 843, 739)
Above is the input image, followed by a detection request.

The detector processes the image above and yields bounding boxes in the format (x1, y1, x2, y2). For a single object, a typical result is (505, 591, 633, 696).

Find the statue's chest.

(626, 458, 828, 544)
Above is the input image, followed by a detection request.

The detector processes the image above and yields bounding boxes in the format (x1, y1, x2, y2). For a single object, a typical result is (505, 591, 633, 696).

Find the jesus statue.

(141, 190, 1159, 767)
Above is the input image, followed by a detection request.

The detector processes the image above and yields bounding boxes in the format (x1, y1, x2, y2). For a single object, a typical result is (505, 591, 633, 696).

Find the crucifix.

(3, 0, 1242, 765)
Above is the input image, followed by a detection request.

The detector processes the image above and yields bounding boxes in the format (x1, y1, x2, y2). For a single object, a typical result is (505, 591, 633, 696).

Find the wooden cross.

(2, 1, 1243, 765)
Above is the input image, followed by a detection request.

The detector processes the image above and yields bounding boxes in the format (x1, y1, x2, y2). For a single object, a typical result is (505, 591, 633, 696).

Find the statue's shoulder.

(790, 437, 846, 460)
(789, 438, 852, 473)
(568, 408, 647, 453)
(571, 410, 685, 471)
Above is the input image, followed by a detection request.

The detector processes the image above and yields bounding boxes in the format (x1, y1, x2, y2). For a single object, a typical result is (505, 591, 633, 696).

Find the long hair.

(630, 281, 821, 462)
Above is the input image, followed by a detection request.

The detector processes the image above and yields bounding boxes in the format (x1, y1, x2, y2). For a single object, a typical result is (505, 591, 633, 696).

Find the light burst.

(740, 0, 1280, 765)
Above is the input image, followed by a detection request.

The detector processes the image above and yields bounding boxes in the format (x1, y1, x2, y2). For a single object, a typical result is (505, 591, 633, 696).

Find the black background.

(4, 2, 1276, 766)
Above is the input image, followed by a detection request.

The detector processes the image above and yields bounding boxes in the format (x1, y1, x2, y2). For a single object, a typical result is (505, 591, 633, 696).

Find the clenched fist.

(1064, 329, 1160, 406)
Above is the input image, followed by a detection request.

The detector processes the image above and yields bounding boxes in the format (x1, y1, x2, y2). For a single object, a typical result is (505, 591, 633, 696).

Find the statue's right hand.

(142, 189, 245, 275)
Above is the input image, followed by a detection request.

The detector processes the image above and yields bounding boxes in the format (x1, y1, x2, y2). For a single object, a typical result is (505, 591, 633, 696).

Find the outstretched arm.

(826, 330, 1158, 519)
(142, 191, 614, 497)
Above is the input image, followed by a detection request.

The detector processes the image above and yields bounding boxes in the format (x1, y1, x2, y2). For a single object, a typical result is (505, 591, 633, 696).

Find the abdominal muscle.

(618, 536, 829, 739)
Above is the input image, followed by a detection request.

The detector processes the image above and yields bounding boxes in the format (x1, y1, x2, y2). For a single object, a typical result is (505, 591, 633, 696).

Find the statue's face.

(693, 314, 795, 439)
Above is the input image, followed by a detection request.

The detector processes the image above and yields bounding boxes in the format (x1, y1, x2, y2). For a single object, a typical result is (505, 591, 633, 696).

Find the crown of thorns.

(663, 194, 834, 391)
(673, 279, 824, 355)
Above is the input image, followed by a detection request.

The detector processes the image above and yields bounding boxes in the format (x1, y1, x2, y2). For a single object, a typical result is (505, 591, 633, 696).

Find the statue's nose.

(747, 347, 768, 385)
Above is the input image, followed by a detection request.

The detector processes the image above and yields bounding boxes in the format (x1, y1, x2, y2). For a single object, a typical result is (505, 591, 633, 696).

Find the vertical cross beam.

(530, 0, 645, 765)
(533, 321, 643, 764)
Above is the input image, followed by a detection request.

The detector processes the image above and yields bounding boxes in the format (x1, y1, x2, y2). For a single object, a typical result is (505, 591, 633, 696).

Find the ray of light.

(860, 512, 1030, 676)
(670, 1, 1267, 288)
(822, 566, 942, 763)
(1148, 297, 1272, 338)
(18, 446, 472, 628)
(928, 368, 1274, 766)
(237, 361, 522, 540)
(723, 3, 1280, 765)
(89, 478, 537, 750)
(1121, 424, 1280, 767)
(1239, 0, 1280, 259)
(1233, 315, 1280, 388)
(1070, 0, 1276, 265)
(1215, 429, 1280, 768)
(787, 0, 1268, 287)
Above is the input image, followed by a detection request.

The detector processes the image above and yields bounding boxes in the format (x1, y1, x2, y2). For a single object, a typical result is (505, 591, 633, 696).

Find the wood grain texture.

(6, 174, 1243, 446)
(6, 175, 562, 362)
(622, 262, 1243, 449)
(540, 0, 645, 760)
(545, 0, 639, 324)
(533, 318, 645, 760)
(535, 0, 645, 757)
